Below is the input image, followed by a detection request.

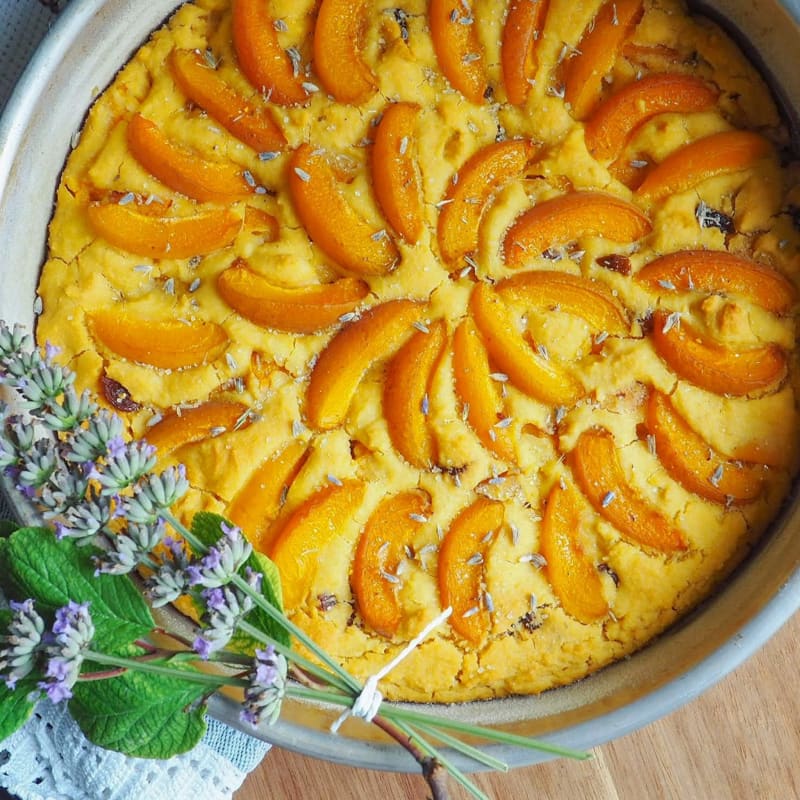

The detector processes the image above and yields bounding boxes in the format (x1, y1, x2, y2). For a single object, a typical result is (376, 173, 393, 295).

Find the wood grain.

(235, 611, 800, 799)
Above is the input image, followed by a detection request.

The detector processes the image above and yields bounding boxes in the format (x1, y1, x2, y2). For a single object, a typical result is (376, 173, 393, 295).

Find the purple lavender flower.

(240, 646, 287, 727)
(38, 601, 95, 704)
(187, 523, 252, 589)
(191, 581, 258, 659)
(0, 599, 45, 690)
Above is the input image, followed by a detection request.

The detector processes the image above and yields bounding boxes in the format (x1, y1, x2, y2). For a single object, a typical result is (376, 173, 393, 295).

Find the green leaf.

(70, 668, 208, 759)
(2, 527, 154, 654)
(0, 676, 38, 742)
(0, 519, 20, 538)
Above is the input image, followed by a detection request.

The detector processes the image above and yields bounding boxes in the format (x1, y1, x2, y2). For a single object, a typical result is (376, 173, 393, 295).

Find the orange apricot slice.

(288, 143, 399, 276)
(269, 480, 366, 608)
(563, 0, 644, 120)
(87, 201, 240, 259)
(646, 390, 765, 505)
(231, 0, 308, 106)
(88, 311, 228, 370)
(429, 0, 488, 104)
(651, 309, 787, 397)
(584, 73, 719, 163)
(217, 260, 370, 333)
(438, 497, 504, 645)
(501, 0, 550, 106)
(469, 282, 585, 406)
(371, 103, 424, 244)
(503, 191, 651, 267)
(636, 130, 772, 203)
(243, 207, 280, 241)
(306, 299, 426, 430)
(352, 490, 431, 638)
(169, 49, 286, 152)
(635, 250, 796, 315)
(144, 401, 248, 453)
(384, 320, 447, 469)
(569, 428, 688, 552)
(226, 441, 310, 552)
(540, 480, 609, 623)
(497, 270, 629, 336)
(313, 0, 377, 104)
(126, 114, 251, 203)
(452, 318, 515, 462)
(438, 139, 537, 267)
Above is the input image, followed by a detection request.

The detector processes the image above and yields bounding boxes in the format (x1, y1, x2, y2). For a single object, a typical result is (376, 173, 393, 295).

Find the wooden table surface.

(234, 611, 800, 800)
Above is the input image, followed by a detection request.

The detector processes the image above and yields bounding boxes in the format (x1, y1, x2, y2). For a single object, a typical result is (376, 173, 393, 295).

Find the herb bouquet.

(0, 322, 587, 799)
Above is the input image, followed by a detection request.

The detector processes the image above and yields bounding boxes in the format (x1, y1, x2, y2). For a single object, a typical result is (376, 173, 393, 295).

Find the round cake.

(36, 0, 800, 702)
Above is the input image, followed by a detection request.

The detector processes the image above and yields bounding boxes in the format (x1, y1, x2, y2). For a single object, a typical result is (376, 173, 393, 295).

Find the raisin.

(596, 253, 632, 275)
(100, 374, 140, 412)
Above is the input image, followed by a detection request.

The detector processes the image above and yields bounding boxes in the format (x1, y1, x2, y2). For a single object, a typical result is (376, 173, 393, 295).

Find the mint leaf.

(0, 519, 19, 537)
(0, 677, 38, 742)
(2, 527, 154, 654)
(70, 669, 209, 759)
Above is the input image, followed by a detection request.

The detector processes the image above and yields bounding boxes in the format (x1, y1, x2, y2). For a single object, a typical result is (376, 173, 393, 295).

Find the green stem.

(413, 721, 509, 773)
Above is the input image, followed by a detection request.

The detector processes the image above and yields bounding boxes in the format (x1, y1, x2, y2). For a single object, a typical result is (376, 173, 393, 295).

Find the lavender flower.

(240, 645, 287, 727)
(64, 409, 123, 464)
(121, 466, 189, 524)
(94, 520, 167, 575)
(57, 491, 115, 546)
(0, 322, 31, 361)
(186, 523, 252, 589)
(95, 439, 157, 494)
(0, 599, 45, 690)
(39, 601, 95, 703)
(145, 537, 193, 607)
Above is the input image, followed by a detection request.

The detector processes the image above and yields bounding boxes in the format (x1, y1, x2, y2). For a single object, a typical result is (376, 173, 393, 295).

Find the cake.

(36, 0, 800, 702)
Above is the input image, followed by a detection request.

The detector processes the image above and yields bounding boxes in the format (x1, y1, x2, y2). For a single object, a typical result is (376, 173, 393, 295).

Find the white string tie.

(329, 606, 453, 734)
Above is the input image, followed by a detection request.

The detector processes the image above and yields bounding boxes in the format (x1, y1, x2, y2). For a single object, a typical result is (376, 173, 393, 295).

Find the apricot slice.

(503, 191, 651, 267)
(144, 401, 248, 453)
(569, 428, 688, 552)
(217, 260, 370, 333)
(646, 391, 765, 505)
(371, 103, 424, 244)
(584, 73, 719, 163)
(231, 0, 307, 105)
(169, 49, 286, 152)
(269, 480, 366, 608)
(87, 201, 240, 259)
(88, 310, 228, 370)
(438, 496, 505, 644)
(501, 0, 550, 106)
(384, 320, 447, 469)
(469, 282, 585, 406)
(126, 114, 251, 203)
(438, 139, 537, 267)
(452, 318, 515, 462)
(244, 207, 279, 241)
(540, 480, 609, 623)
(497, 270, 629, 336)
(563, 0, 644, 120)
(429, 0, 488, 104)
(313, 0, 377, 104)
(352, 490, 431, 638)
(306, 299, 426, 430)
(226, 441, 309, 552)
(288, 143, 399, 276)
(636, 130, 772, 203)
(651, 310, 787, 397)
(635, 250, 796, 315)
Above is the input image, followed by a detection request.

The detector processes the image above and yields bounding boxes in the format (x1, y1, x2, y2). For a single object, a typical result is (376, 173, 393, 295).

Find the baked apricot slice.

(169, 49, 286, 152)
(288, 143, 399, 276)
(144, 401, 248, 453)
(371, 103, 424, 244)
(226, 441, 310, 552)
(384, 320, 447, 469)
(352, 490, 432, 638)
(313, 0, 377, 104)
(231, 0, 307, 105)
(501, 0, 550, 106)
(438, 496, 505, 645)
(469, 282, 585, 406)
(243, 207, 279, 241)
(88, 311, 228, 370)
(646, 391, 765, 505)
(452, 318, 515, 462)
(503, 191, 651, 267)
(569, 428, 688, 552)
(306, 299, 426, 430)
(563, 0, 644, 120)
(86, 201, 240, 259)
(126, 114, 251, 203)
(269, 480, 366, 608)
(438, 139, 537, 267)
(217, 259, 370, 333)
(497, 270, 629, 336)
(651, 310, 787, 397)
(636, 130, 773, 203)
(584, 73, 719, 163)
(429, 0, 488, 104)
(540, 480, 609, 623)
(635, 250, 796, 315)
